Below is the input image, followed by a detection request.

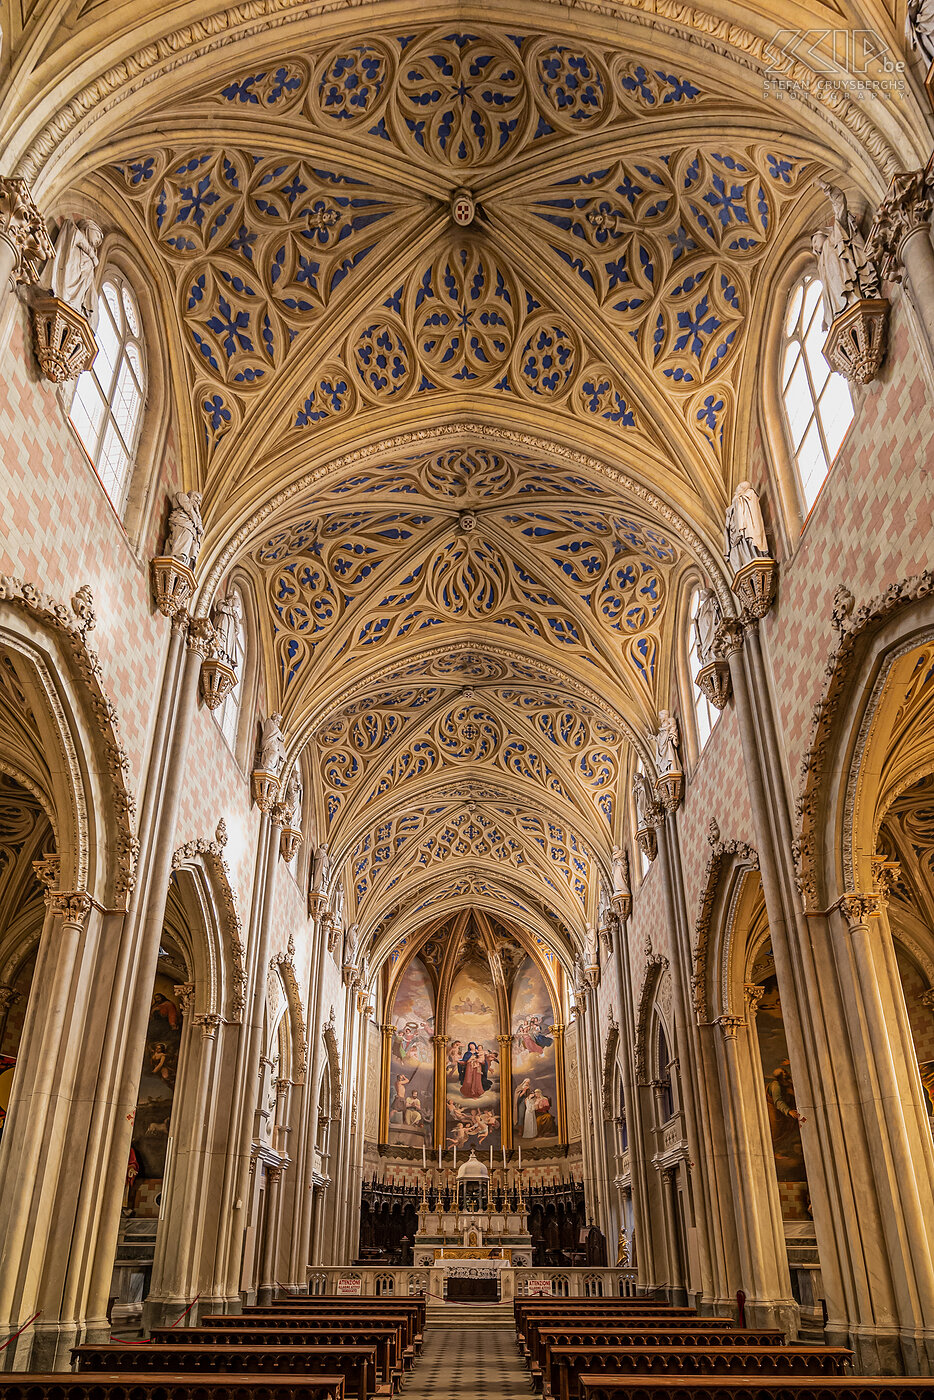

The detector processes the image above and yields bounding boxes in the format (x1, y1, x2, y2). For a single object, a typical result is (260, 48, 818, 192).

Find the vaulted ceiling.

(6, 0, 930, 969)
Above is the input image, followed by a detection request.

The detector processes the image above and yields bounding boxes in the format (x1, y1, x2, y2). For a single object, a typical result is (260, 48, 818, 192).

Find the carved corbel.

(30, 295, 96, 382)
(0, 984, 21, 1016)
(823, 298, 889, 385)
(636, 825, 658, 863)
(279, 822, 303, 863)
(730, 558, 777, 619)
(150, 557, 196, 619)
(695, 658, 732, 711)
(200, 654, 236, 711)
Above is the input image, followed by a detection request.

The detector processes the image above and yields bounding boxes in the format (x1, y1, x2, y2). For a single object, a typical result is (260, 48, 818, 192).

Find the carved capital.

(715, 1013, 745, 1039)
(0, 177, 54, 285)
(0, 984, 21, 1015)
(866, 167, 934, 282)
(266, 1164, 282, 1185)
(194, 1011, 222, 1039)
(32, 851, 60, 889)
(712, 616, 745, 659)
(871, 855, 901, 897)
(496, 1033, 513, 1047)
(836, 891, 886, 926)
(743, 983, 765, 1017)
(174, 981, 195, 1013)
(46, 890, 93, 925)
(186, 615, 217, 659)
(920, 989, 934, 1012)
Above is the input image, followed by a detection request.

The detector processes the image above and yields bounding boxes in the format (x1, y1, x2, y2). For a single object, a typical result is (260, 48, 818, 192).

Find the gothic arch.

(322, 1011, 343, 1117)
(171, 827, 246, 1023)
(634, 954, 669, 1085)
(793, 574, 934, 909)
(692, 838, 760, 1022)
(270, 948, 308, 1084)
(0, 580, 137, 907)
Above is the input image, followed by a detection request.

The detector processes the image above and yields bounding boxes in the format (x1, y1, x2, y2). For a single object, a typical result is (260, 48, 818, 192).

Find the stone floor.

(404, 1302, 532, 1396)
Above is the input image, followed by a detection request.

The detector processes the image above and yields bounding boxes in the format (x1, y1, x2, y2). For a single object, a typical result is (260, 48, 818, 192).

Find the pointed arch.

(171, 829, 246, 1023)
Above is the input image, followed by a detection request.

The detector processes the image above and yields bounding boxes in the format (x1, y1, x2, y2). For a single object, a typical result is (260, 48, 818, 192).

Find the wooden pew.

(231, 1308, 417, 1362)
(578, 1381, 934, 1400)
(546, 1345, 852, 1400)
(526, 1326, 784, 1387)
(523, 1318, 755, 1374)
(0, 1378, 346, 1400)
(73, 1343, 383, 1400)
(150, 1323, 406, 1387)
(246, 1300, 424, 1353)
(515, 1303, 697, 1348)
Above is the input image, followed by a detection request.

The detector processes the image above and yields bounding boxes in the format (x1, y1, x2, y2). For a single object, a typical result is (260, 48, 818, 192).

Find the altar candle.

(502, 1147, 506, 1169)
(422, 1146, 426, 1169)
(518, 1146, 522, 1167)
(489, 1145, 493, 1170)
(453, 1145, 457, 1169)
(438, 1145, 442, 1170)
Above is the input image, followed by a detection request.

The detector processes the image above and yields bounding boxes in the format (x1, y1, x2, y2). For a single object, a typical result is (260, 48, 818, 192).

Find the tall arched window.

(215, 586, 245, 751)
(780, 270, 854, 511)
(688, 587, 717, 752)
(68, 271, 146, 514)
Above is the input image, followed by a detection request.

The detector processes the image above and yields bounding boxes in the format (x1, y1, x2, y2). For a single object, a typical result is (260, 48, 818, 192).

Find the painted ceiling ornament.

(457, 512, 477, 532)
(451, 188, 476, 226)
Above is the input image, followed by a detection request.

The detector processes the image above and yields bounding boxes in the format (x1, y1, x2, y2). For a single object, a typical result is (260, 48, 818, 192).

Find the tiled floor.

(405, 1303, 531, 1396)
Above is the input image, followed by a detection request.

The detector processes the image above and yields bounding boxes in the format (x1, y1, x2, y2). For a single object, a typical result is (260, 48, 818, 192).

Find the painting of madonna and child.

(387, 955, 435, 1147)
(445, 961, 503, 1152)
(512, 956, 559, 1143)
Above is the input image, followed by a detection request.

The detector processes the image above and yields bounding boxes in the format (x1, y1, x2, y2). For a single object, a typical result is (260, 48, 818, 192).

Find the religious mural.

(388, 955, 434, 1146)
(445, 960, 502, 1151)
(512, 955, 559, 1143)
(129, 975, 184, 1216)
(750, 940, 810, 1219)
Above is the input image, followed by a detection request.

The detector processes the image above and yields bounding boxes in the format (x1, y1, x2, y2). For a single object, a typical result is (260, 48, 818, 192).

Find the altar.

(413, 1153, 533, 1300)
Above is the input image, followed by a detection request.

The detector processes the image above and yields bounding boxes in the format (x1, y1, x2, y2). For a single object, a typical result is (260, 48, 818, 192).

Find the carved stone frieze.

(29, 295, 97, 382)
(0, 177, 54, 285)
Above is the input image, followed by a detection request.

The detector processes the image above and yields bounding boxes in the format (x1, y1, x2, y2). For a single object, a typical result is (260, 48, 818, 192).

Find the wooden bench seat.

(577, 1380, 934, 1400)
(545, 1346, 852, 1400)
(515, 1304, 697, 1344)
(246, 1302, 423, 1353)
(0, 1376, 346, 1400)
(73, 1343, 383, 1400)
(149, 1324, 406, 1384)
(526, 1327, 784, 1381)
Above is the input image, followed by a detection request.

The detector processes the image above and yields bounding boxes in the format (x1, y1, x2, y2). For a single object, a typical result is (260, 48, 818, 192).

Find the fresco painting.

(751, 940, 809, 1218)
(445, 960, 502, 1151)
(388, 955, 434, 1146)
(129, 974, 184, 1215)
(512, 956, 559, 1142)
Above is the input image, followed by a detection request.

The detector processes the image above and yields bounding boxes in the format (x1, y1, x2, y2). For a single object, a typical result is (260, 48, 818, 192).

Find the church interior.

(4, 0, 934, 1393)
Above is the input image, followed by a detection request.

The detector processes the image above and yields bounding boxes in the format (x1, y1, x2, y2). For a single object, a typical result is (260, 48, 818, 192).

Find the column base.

(744, 1297, 800, 1338)
(832, 1322, 934, 1376)
(256, 1284, 276, 1306)
(26, 1319, 80, 1372)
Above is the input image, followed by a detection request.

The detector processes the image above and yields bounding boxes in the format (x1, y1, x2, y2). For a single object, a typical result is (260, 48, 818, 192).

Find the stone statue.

(724, 481, 770, 575)
(258, 713, 285, 775)
(616, 1229, 629, 1266)
(633, 771, 654, 829)
(45, 218, 104, 320)
(344, 922, 359, 967)
(693, 587, 722, 668)
(655, 711, 681, 778)
(908, 0, 934, 64)
(211, 590, 242, 666)
(812, 179, 881, 329)
(283, 767, 302, 822)
(312, 841, 330, 895)
(164, 491, 204, 569)
(584, 924, 599, 968)
(611, 846, 630, 899)
(361, 953, 370, 988)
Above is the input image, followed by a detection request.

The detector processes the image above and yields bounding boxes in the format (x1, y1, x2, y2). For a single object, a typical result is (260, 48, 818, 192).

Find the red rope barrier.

(0, 1312, 41, 1353)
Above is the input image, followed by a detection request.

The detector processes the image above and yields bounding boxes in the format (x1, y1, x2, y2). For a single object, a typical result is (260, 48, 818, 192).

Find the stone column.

(0, 177, 53, 295)
(612, 912, 657, 1294)
(659, 1167, 686, 1303)
(497, 1034, 513, 1151)
(0, 890, 95, 1368)
(257, 1165, 283, 1305)
(868, 167, 934, 361)
(379, 1022, 394, 1144)
(290, 911, 330, 1285)
(552, 1023, 568, 1143)
(431, 1034, 448, 1153)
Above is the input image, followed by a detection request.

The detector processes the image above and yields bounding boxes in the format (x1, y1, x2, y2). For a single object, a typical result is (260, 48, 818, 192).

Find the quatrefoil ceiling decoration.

(95, 20, 827, 498)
